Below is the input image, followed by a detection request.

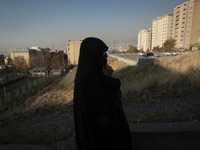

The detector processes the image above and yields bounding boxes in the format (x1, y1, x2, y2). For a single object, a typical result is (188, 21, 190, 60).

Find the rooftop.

(28, 67, 49, 72)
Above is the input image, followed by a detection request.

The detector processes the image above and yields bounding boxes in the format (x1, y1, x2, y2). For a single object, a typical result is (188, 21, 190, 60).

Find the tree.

(50, 53, 59, 69)
(163, 38, 176, 51)
(127, 45, 139, 53)
(152, 46, 162, 52)
(12, 56, 28, 71)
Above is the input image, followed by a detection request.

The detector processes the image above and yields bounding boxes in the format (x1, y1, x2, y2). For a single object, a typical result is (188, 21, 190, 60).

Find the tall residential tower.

(152, 14, 173, 49)
(137, 28, 152, 52)
(172, 0, 200, 49)
(67, 39, 84, 65)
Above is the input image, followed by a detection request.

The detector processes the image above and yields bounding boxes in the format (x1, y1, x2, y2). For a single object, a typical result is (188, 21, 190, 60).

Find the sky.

(0, 0, 188, 55)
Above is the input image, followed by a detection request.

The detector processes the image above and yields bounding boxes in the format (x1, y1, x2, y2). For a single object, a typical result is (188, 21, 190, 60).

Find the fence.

(0, 75, 59, 111)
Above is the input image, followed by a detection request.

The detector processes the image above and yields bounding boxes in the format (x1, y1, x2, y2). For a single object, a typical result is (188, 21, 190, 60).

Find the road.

(109, 52, 165, 65)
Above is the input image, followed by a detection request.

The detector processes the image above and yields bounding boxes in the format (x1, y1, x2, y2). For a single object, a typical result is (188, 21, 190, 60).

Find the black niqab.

(73, 37, 132, 150)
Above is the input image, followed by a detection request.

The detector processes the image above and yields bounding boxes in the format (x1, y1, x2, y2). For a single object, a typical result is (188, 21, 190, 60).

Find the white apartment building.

(172, 0, 200, 49)
(137, 28, 152, 52)
(152, 14, 173, 49)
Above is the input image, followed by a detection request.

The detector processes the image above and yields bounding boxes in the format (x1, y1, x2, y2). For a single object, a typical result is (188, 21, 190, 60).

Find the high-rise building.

(67, 39, 84, 65)
(172, 0, 200, 49)
(152, 14, 173, 49)
(137, 28, 152, 52)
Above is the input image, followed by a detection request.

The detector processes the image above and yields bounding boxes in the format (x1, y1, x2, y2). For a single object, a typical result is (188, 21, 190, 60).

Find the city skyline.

(0, 0, 188, 55)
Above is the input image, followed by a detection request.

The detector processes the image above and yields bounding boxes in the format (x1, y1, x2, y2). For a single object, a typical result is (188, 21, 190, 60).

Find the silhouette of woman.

(74, 37, 132, 150)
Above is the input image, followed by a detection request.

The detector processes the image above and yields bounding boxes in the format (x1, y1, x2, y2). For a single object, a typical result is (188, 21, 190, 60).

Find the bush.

(127, 45, 139, 53)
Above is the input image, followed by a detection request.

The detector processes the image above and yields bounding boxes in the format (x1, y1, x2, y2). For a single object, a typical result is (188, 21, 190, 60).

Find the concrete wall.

(137, 57, 156, 67)
(108, 54, 137, 65)
(109, 55, 157, 67)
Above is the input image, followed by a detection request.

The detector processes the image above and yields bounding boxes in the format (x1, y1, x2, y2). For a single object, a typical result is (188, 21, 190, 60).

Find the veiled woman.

(73, 37, 132, 150)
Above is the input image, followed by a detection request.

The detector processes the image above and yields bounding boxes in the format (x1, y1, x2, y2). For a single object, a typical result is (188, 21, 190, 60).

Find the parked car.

(164, 52, 168, 56)
(138, 52, 145, 56)
(143, 52, 154, 57)
(154, 55, 160, 57)
(173, 51, 182, 55)
(164, 51, 173, 56)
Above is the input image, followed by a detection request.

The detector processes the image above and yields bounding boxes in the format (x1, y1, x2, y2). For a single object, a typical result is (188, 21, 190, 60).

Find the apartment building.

(67, 39, 84, 65)
(138, 28, 152, 52)
(152, 14, 173, 49)
(10, 47, 50, 67)
(10, 49, 31, 65)
(173, 0, 200, 49)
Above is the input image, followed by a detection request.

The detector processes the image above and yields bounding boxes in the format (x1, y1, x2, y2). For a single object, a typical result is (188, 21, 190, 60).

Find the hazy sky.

(0, 0, 187, 54)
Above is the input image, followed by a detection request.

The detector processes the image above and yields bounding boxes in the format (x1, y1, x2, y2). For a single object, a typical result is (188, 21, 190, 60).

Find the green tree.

(152, 46, 162, 52)
(127, 45, 138, 53)
(163, 38, 176, 51)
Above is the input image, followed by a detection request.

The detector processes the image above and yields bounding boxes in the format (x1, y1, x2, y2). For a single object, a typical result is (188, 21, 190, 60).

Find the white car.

(173, 51, 178, 55)
(164, 52, 173, 56)
(164, 52, 168, 56)
(138, 52, 145, 56)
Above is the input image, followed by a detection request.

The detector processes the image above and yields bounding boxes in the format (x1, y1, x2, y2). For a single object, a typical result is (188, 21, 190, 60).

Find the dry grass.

(10, 51, 200, 113)
(10, 57, 128, 114)
(13, 69, 77, 114)
(118, 51, 200, 100)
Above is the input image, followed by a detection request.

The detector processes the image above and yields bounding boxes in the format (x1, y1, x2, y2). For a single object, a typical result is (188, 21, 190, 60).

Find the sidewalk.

(0, 122, 200, 150)
(130, 121, 200, 150)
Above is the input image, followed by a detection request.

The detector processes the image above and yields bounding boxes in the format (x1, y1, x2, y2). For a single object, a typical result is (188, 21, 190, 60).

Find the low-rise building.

(10, 49, 31, 66)
(10, 47, 50, 68)
(28, 67, 49, 77)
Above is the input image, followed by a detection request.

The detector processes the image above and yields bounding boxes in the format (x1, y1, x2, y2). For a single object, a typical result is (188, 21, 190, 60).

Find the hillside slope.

(0, 56, 129, 145)
(0, 53, 200, 145)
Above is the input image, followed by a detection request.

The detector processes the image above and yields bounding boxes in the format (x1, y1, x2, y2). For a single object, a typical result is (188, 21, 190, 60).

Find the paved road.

(109, 52, 165, 65)
(113, 52, 165, 60)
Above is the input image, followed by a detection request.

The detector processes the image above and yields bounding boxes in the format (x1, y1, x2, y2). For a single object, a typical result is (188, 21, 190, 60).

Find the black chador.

(73, 37, 132, 150)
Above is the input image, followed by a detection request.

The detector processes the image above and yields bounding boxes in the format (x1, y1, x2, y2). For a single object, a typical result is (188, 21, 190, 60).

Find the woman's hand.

(102, 64, 114, 77)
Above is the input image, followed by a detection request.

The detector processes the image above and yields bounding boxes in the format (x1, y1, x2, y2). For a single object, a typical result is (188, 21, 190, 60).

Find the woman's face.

(103, 52, 108, 59)
(97, 52, 107, 69)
